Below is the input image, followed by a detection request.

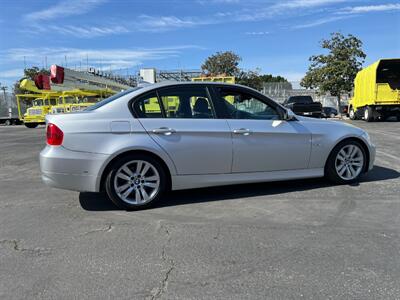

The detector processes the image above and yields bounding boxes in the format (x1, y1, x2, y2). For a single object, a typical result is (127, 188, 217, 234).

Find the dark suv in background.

(283, 95, 322, 118)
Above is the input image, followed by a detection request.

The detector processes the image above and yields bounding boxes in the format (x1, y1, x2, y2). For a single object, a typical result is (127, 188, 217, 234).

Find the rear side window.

(157, 86, 215, 119)
(134, 92, 163, 118)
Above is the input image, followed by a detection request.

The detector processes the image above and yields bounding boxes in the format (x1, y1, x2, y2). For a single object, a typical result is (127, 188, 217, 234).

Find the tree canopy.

(201, 51, 288, 90)
(301, 32, 366, 108)
(201, 51, 241, 76)
(23, 66, 50, 81)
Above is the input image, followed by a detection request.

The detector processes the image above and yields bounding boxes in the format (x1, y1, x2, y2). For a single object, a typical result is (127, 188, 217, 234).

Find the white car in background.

(40, 82, 375, 210)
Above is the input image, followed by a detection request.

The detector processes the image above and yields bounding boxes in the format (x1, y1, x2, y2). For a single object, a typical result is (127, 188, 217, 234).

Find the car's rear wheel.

(325, 140, 366, 184)
(364, 106, 374, 122)
(105, 155, 167, 210)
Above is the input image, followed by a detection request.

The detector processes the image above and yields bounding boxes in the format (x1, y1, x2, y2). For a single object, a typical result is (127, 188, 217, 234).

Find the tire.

(4, 120, 11, 126)
(349, 107, 356, 120)
(105, 154, 167, 210)
(330, 113, 336, 118)
(364, 106, 374, 122)
(325, 140, 367, 184)
(24, 122, 38, 128)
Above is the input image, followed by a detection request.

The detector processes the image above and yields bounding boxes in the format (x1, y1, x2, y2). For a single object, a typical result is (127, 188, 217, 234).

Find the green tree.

(13, 80, 24, 95)
(259, 74, 288, 83)
(201, 51, 241, 76)
(201, 51, 288, 90)
(237, 70, 264, 90)
(23, 66, 50, 81)
(301, 32, 366, 111)
(237, 70, 289, 90)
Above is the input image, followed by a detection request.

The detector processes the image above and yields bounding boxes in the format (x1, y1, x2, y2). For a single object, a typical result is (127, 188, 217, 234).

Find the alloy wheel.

(113, 160, 160, 205)
(335, 144, 364, 181)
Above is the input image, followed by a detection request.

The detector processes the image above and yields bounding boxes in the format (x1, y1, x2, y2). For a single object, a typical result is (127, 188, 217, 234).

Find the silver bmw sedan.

(40, 82, 375, 210)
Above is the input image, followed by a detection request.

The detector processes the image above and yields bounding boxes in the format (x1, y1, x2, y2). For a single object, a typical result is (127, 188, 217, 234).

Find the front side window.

(158, 87, 215, 119)
(217, 87, 280, 120)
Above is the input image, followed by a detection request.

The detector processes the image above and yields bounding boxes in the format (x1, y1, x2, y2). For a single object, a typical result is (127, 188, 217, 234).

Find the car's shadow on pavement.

(79, 165, 399, 211)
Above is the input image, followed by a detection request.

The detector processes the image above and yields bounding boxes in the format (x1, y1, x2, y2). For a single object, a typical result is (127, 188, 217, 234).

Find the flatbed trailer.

(0, 116, 23, 126)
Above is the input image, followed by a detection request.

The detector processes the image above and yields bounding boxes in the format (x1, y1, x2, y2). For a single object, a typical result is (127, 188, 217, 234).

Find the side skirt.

(171, 168, 324, 191)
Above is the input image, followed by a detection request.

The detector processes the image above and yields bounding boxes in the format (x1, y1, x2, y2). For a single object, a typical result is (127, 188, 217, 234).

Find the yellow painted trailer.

(16, 82, 115, 128)
(349, 58, 400, 121)
(191, 76, 235, 84)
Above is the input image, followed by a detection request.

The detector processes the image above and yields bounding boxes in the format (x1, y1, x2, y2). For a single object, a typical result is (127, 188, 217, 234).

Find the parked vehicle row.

(40, 82, 375, 210)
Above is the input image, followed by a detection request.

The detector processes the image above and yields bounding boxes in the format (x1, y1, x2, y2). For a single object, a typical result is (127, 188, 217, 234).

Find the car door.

(212, 86, 312, 173)
(133, 85, 233, 175)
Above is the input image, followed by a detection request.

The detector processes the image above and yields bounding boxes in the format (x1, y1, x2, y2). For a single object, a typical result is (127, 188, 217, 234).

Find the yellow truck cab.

(17, 94, 58, 128)
(349, 58, 400, 121)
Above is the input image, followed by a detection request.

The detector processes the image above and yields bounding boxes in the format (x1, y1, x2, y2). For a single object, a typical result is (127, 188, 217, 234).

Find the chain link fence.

(261, 81, 350, 109)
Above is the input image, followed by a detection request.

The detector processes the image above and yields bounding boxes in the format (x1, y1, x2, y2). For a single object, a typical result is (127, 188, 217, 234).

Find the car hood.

(296, 115, 365, 136)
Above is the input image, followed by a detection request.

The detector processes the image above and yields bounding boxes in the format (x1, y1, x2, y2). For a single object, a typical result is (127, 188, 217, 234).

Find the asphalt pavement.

(0, 120, 399, 299)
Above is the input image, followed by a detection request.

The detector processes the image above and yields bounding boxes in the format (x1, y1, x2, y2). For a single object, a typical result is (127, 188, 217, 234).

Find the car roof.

(137, 81, 256, 94)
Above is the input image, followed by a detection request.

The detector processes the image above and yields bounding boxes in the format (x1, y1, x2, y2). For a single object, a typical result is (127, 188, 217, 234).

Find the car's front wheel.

(325, 140, 366, 184)
(105, 154, 167, 210)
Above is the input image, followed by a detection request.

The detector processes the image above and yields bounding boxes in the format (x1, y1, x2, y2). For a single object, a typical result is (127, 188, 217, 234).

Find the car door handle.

(152, 127, 176, 135)
(233, 128, 252, 136)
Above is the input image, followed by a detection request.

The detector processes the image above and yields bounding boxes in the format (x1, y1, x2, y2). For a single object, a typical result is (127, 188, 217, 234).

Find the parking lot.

(0, 120, 399, 299)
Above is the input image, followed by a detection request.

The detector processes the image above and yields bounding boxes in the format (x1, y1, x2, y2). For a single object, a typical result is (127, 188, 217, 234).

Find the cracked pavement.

(0, 120, 400, 299)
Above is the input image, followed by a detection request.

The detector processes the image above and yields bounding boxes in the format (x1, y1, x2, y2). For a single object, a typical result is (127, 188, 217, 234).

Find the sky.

(0, 0, 399, 88)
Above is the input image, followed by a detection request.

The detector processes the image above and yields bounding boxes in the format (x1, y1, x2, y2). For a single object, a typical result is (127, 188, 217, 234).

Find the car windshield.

(84, 87, 142, 111)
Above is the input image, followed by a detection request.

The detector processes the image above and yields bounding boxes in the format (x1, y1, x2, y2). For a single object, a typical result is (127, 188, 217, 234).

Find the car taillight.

(47, 123, 63, 146)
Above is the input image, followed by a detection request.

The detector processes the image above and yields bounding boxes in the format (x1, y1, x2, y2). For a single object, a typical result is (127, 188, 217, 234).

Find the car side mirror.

(284, 109, 296, 121)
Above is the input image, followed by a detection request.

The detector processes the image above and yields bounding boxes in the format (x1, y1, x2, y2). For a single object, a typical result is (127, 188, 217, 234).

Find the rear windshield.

(287, 96, 313, 104)
(84, 87, 142, 111)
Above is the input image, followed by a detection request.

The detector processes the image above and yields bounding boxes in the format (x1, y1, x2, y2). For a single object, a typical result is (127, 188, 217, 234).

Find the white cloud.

(339, 3, 400, 14)
(0, 68, 24, 78)
(139, 0, 347, 30)
(137, 15, 204, 32)
(292, 15, 350, 29)
(198, 0, 240, 3)
(47, 25, 129, 38)
(3, 46, 203, 71)
(272, 0, 345, 10)
(245, 31, 270, 35)
(25, 0, 106, 21)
